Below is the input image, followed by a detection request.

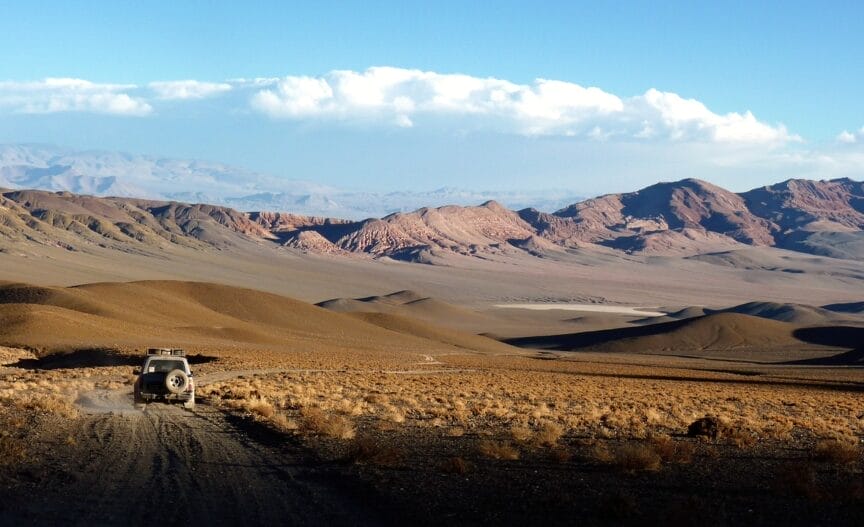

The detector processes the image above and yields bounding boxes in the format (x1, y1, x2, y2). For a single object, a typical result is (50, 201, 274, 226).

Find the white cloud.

(250, 67, 794, 144)
(0, 78, 151, 116)
(836, 127, 863, 144)
(149, 80, 232, 100)
(0, 69, 804, 146)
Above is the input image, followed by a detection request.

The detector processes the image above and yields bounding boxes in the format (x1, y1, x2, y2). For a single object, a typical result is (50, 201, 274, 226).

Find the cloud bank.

(250, 67, 795, 144)
(0, 68, 802, 146)
(0, 78, 152, 116)
(837, 126, 864, 144)
(0, 78, 153, 116)
(149, 80, 233, 100)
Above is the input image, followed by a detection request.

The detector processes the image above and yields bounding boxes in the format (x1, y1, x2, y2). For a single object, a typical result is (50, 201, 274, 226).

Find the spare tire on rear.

(165, 369, 189, 394)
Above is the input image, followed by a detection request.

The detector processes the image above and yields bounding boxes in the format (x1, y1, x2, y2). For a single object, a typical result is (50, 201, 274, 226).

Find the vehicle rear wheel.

(164, 369, 189, 394)
(133, 383, 144, 404)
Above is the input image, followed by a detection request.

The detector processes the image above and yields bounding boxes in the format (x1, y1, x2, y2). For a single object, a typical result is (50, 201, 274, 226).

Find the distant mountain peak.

(1, 145, 862, 263)
(0, 144, 584, 220)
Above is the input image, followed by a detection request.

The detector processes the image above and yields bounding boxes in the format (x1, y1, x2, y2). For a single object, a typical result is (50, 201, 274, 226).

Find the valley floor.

(2, 346, 862, 526)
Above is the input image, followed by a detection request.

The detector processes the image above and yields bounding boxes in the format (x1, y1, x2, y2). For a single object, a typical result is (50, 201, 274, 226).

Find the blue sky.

(0, 1, 862, 194)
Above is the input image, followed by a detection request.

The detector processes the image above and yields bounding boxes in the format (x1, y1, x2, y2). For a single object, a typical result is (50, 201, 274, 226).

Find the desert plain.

(0, 181, 863, 526)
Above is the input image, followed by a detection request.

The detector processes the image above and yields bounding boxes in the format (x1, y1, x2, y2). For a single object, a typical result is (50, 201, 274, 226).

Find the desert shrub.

(549, 447, 572, 463)
(613, 443, 662, 471)
(535, 421, 564, 447)
(478, 440, 520, 460)
(440, 457, 472, 474)
(247, 399, 275, 419)
(382, 408, 405, 424)
(510, 423, 533, 443)
(375, 420, 398, 432)
(301, 407, 356, 440)
(589, 443, 614, 464)
(724, 427, 758, 449)
(687, 416, 721, 440)
(347, 436, 402, 466)
(0, 436, 27, 465)
(18, 394, 79, 419)
(649, 436, 694, 464)
(445, 426, 466, 438)
(270, 412, 299, 432)
(812, 439, 859, 464)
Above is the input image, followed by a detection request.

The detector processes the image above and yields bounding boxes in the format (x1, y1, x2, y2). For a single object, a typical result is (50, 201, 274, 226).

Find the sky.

(0, 0, 862, 195)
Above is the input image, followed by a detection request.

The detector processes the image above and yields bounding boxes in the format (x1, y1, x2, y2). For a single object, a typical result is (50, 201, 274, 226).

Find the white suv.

(133, 348, 195, 409)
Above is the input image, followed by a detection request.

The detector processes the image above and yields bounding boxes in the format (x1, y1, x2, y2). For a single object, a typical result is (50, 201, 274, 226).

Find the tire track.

(16, 401, 391, 526)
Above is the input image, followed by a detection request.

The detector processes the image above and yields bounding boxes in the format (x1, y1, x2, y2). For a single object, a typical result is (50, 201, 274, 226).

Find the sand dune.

(317, 290, 493, 330)
(719, 301, 854, 325)
(0, 280, 518, 358)
(506, 312, 851, 358)
(631, 301, 863, 327)
(823, 301, 864, 314)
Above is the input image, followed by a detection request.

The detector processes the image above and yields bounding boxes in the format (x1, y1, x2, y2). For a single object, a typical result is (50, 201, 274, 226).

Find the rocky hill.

(1, 177, 862, 262)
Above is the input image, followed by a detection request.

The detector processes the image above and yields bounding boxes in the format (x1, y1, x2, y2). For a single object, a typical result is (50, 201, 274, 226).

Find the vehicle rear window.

(146, 359, 186, 373)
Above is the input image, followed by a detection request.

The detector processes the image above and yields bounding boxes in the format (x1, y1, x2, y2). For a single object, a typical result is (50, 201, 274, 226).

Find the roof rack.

(147, 348, 186, 357)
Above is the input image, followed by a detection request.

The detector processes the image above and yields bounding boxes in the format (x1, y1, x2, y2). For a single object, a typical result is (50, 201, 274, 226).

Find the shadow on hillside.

(10, 348, 218, 370)
(507, 320, 864, 363)
(505, 317, 692, 350)
(783, 327, 864, 366)
(783, 348, 864, 366)
(792, 326, 864, 348)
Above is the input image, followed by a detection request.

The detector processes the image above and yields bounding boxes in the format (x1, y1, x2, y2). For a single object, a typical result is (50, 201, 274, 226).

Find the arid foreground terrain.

(0, 278, 862, 526)
(1, 180, 863, 525)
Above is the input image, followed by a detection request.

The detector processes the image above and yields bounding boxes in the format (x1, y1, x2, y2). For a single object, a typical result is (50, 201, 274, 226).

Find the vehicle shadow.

(9, 348, 218, 370)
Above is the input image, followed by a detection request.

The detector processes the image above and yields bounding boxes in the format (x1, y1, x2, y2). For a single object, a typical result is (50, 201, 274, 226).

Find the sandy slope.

(506, 312, 857, 362)
(0, 280, 523, 359)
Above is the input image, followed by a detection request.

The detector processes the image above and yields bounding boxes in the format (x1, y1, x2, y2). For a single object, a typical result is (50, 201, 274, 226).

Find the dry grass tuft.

(549, 447, 573, 463)
(510, 424, 533, 443)
(301, 407, 356, 440)
(589, 443, 615, 464)
(613, 443, 662, 472)
(270, 413, 299, 432)
(812, 439, 859, 464)
(16, 394, 80, 419)
(440, 456, 472, 474)
(0, 436, 27, 465)
(347, 436, 402, 466)
(478, 440, 520, 460)
(649, 436, 695, 464)
(535, 421, 564, 447)
(247, 399, 275, 419)
(445, 426, 466, 438)
(724, 426, 758, 449)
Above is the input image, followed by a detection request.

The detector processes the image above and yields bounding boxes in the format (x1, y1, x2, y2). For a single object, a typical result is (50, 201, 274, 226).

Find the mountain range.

(0, 144, 583, 219)
(1, 175, 862, 263)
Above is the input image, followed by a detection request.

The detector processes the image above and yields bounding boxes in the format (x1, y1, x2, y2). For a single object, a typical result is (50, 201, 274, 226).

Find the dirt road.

(3, 395, 393, 526)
